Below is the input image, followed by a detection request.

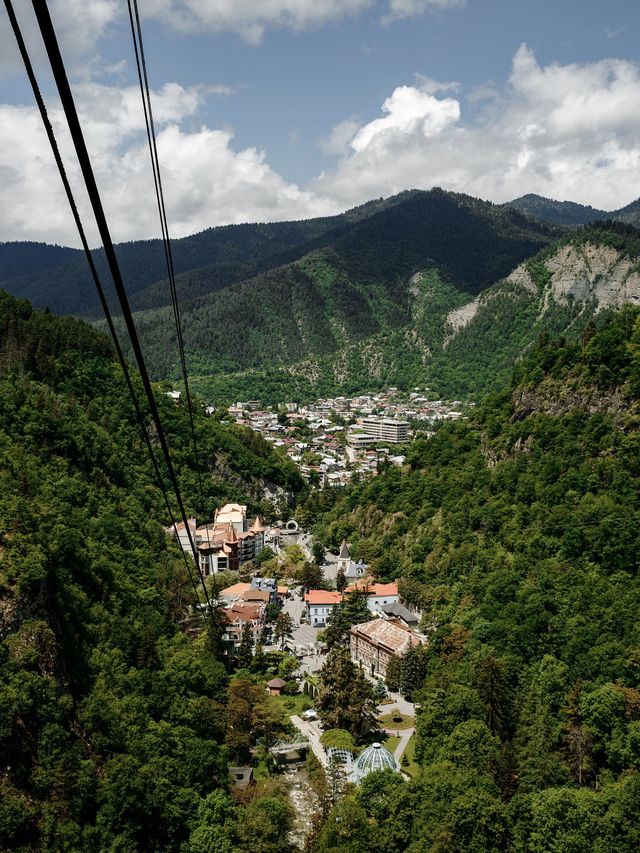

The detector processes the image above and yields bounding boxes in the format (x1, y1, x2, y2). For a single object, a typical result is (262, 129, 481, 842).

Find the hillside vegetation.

(190, 222, 640, 406)
(307, 306, 640, 851)
(504, 193, 640, 228)
(121, 189, 557, 394)
(0, 291, 302, 851)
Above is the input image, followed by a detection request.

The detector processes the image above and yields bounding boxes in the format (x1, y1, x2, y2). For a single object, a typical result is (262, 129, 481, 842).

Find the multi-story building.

(337, 540, 368, 580)
(304, 590, 343, 626)
(224, 602, 265, 647)
(215, 503, 248, 534)
(360, 418, 409, 444)
(349, 618, 425, 678)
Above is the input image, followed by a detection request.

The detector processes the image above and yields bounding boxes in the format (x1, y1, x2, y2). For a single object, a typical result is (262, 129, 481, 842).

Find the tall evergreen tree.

(235, 622, 254, 670)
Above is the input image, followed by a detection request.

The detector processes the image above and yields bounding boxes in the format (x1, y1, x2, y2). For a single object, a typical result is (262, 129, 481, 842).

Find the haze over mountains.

(1, 188, 639, 404)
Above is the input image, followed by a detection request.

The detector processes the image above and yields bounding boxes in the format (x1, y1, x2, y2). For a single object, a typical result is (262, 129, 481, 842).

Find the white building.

(215, 503, 247, 534)
(304, 590, 343, 626)
(360, 418, 409, 444)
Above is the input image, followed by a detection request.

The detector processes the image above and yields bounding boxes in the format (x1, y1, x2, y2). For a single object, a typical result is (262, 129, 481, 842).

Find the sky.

(0, 0, 639, 247)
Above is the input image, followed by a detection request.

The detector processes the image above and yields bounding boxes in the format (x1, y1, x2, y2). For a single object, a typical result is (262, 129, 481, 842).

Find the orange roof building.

(304, 589, 343, 627)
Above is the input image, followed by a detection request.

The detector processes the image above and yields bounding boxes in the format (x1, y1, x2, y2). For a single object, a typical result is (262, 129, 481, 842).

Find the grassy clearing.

(271, 692, 314, 719)
(400, 735, 420, 779)
(384, 735, 401, 755)
(378, 712, 415, 730)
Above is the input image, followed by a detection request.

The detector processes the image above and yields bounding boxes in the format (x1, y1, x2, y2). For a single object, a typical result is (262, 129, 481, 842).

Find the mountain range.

(1, 188, 639, 404)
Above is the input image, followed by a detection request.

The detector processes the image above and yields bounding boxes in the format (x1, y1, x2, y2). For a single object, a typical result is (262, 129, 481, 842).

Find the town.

(220, 388, 468, 486)
(170, 498, 429, 837)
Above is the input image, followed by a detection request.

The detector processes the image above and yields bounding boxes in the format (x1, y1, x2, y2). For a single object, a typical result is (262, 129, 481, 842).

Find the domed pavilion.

(349, 742, 401, 784)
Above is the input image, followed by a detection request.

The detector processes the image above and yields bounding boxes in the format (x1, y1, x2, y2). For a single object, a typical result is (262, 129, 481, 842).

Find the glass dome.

(350, 742, 401, 782)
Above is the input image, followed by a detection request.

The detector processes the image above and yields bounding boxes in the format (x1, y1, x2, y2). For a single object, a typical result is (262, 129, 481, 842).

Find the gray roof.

(380, 602, 419, 624)
(339, 539, 350, 559)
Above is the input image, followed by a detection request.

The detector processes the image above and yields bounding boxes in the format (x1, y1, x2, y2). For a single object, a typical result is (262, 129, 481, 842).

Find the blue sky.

(0, 0, 638, 245)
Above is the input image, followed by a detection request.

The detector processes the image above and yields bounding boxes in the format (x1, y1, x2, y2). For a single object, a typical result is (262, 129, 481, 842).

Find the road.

(279, 591, 324, 673)
(290, 715, 327, 767)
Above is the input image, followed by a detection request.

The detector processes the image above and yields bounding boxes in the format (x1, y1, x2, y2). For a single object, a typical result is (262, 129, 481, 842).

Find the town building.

(337, 540, 368, 580)
(346, 580, 400, 612)
(215, 503, 248, 534)
(266, 677, 287, 696)
(349, 618, 425, 678)
(360, 417, 409, 444)
(347, 432, 376, 449)
(379, 602, 420, 629)
(223, 602, 265, 647)
(304, 590, 343, 626)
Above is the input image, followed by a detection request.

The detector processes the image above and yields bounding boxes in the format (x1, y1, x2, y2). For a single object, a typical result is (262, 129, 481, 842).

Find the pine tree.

(273, 611, 295, 651)
(235, 622, 254, 670)
(317, 646, 376, 738)
(384, 654, 402, 692)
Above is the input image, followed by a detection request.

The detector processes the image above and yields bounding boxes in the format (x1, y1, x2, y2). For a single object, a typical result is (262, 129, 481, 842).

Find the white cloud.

(143, 0, 375, 44)
(1, 47, 640, 247)
(384, 0, 465, 23)
(314, 45, 640, 211)
(0, 0, 120, 77)
(350, 84, 460, 151)
(0, 81, 334, 246)
(319, 118, 362, 155)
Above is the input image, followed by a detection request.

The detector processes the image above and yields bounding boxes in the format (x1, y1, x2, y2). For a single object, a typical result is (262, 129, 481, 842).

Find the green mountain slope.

(186, 222, 640, 406)
(119, 189, 558, 387)
(308, 306, 640, 851)
(0, 193, 430, 318)
(504, 193, 640, 228)
(0, 290, 302, 850)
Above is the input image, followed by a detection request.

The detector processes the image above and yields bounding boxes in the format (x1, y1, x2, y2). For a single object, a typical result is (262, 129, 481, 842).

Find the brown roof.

(220, 582, 251, 597)
(267, 677, 287, 688)
(241, 589, 270, 603)
(225, 603, 263, 623)
(350, 618, 424, 655)
(250, 515, 266, 532)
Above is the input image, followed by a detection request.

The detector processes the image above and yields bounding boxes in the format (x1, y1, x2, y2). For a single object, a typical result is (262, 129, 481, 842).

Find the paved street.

(290, 715, 327, 767)
(279, 589, 325, 672)
(320, 549, 339, 583)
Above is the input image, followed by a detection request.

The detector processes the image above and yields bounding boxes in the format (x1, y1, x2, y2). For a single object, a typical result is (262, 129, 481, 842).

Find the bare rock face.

(544, 243, 640, 310)
(505, 264, 537, 294)
(444, 241, 640, 349)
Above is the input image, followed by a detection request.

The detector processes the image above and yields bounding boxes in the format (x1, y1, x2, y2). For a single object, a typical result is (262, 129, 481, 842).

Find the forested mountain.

(0, 290, 303, 850)
(114, 189, 558, 392)
(5, 190, 640, 407)
(504, 193, 640, 228)
(307, 306, 640, 851)
(187, 222, 640, 405)
(0, 241, 80, 282)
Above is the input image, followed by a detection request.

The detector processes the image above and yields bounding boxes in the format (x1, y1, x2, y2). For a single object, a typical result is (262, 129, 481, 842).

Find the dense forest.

(304, 306, 640, 851)
(188, 222, 640, 407)
(0, 290, 303, 851)
(504, 194, 640, 228)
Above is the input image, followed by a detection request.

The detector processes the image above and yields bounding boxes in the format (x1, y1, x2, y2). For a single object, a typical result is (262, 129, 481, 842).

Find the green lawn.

(384, 735, 401, 755)
(271, 692, 314, 718)
(400, 735, 420, 779)
(378, 712, 415, 731)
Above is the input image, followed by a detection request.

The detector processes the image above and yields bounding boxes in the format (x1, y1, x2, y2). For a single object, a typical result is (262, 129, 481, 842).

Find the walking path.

(290, 715, 327, 767)
(386, 725, 415, 761)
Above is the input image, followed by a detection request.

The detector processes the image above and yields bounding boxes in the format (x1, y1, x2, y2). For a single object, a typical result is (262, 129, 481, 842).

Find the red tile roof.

(304, 590, 343, 606)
